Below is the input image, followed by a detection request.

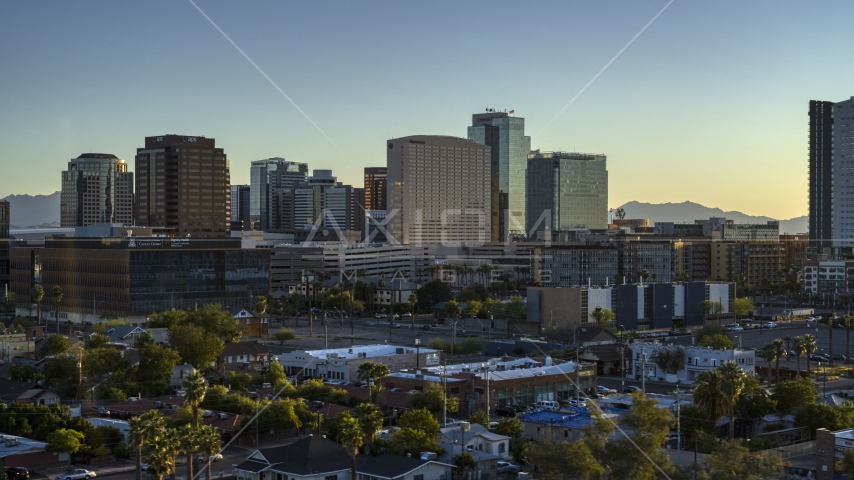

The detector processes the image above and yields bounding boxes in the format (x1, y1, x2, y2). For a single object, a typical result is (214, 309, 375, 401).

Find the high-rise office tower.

(467, 110, 531, 241)
(387, 135, 491, 245)
(830, 97, 854, 247)
(230, 185, 251, 231)
(364, 167, 387, 211)
(810, 100, 834, 248)
(60, 154, 134, 227)
(526, 151, 608, 238)
(0, 200, 8, 295)
(135, 135, 230, 237)
(250, 158, 308, 231)
(293, 170, 365, 236)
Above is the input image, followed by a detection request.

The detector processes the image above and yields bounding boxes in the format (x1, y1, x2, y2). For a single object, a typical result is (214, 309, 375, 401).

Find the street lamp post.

(415, 334, 421, 369)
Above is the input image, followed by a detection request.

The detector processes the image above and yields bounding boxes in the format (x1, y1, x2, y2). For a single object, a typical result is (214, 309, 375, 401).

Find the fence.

(756, 440, 816, 458)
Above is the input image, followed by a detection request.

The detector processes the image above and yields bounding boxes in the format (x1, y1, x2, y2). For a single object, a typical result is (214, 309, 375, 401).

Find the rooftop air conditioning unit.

(5, 438, 17, 447)
(396, 348, 405, 354)
(358, 352, 367, 358)
(415, 374, 424, 379)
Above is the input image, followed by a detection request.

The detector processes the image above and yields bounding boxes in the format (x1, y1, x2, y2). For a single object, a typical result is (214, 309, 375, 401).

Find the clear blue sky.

(2, 0, 852, 220)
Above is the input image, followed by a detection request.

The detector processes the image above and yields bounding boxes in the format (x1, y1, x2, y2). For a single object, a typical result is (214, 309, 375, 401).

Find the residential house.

(630, 342, 755, 383)
(220, 342, 272, 369)
(574, 327, 619, 347)
(438, 423, 511, 460)
(93, 325, 147, 344)
(372, 278, 419, 307)
(171, 363, 197, 388)
(580, 342, 629, 376)
(0, 434, 69, 469)
(435, 445, 499, 480)
(235, 436, 453, 480)
(0, 379, 60, 406)
(0, 334, 36, 362)
(233, 308, 270, 338)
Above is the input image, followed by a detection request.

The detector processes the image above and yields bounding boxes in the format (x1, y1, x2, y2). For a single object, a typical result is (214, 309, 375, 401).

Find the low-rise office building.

(10, 237, 270, 323)
(278, 344, 441, 382)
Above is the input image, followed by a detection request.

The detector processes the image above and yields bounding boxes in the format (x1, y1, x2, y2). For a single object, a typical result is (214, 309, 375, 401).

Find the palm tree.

(793, 336, 806, 375)
(195, 425, 222, 480)
(756, 344, 776, 383)
(843, 315, 854, 364)
(51, 286, 63, 334)
(338, 416, 364, 480)
(820, 315, 836, 364)
(146, 435, 176, 480)
(175, 424, 197, 480)
(771, 339, 787, 384)
(783, 336, 792, 355)
(803, 334, 817, 376)
(183, 371, 207, 428)
(718, 361, 747, 440)
(693, 369, 728, 425)
(354, 403, 383, 453)
(128, 416, 147, 480)
(31, 284, 44, 326)
(408, 294, 418, 329)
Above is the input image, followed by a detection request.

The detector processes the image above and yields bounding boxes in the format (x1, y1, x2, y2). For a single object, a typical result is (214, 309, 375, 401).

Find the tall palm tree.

(175, 424, 197, 480)
(183, 371, 208, 428)
(31, 284, 44, 327)
(756, 344, 776, 383)
(51, 286, 63, 334)
(195, 425, 222, 480)
(843, 315, 854, 363)
(693, 369, 728, 425)
(147, 436, 176, 480)
(793, 336, 806, 375)
(718, 361, 747, 440)
(820, 315, 836, 364)
(803, 334, 818, 376)
(783, 336, 792, 355)
(771, 339, 787, 384)
(128, 416, 147, 480)
(354, 403, 383, 453)
(408, 294, 418, 329)
(338, 416, 364, 480)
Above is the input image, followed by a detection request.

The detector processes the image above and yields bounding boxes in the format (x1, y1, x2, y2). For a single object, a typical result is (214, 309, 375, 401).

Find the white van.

(535, 400, 560, 411)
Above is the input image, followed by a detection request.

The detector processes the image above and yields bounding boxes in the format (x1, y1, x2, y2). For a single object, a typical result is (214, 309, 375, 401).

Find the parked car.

(497, 462, 521, 474)
(506, 404, 526, 413)
(623, 386, 642, 394)
(567, 398, 587, 408)
(401, 312, 412, 317)
(6, 467, 29, 480)
(727, 325, 743, 332)
(762, 322, 777, 328)
(198, 453, 223, 463)
(834, 323, 845, 329)
(365, 321, 376, 326)
(596, 385, 612, 394)
(494, 407, 516, 417)
(55, 469, 97, 480)
(810, 354, 830, 362)
(833, 354, 847, 362)
(420, 325, 434, 331)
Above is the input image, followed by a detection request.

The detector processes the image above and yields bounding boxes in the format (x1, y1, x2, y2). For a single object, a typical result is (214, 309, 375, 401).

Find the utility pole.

(483, 364, 490, 419)
(442, 358, 447, 427)
(676, 387, 681, 451)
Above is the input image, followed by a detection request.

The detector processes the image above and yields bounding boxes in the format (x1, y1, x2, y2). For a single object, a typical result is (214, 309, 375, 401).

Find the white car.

(762, 322, 777, 328)
(497, 462, 521, 474)
(55, 469, 97, 480)
(727, 325, 743, 331)
(198, 453, 223, 463)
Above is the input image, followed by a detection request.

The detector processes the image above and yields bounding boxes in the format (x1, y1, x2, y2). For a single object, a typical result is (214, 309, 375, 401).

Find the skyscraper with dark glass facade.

(250, 158, 308, 231)
(468, 111, 531, 242)
(526, 151, 608, 238)
(810, 100, 833, 248)
(61, 153, 134, 227)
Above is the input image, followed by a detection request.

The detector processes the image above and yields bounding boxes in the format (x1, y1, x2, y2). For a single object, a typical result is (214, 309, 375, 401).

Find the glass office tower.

(250, 158, 308, 231)
(526, 151, 608, 238)
(468, 111, 530, 241)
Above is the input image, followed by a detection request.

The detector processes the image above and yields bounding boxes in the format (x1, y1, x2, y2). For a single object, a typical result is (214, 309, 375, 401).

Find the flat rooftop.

(293, 344, 439, 360)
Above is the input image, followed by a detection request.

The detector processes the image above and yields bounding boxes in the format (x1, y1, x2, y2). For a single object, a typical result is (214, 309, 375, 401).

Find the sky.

(1, 1, 853, 221)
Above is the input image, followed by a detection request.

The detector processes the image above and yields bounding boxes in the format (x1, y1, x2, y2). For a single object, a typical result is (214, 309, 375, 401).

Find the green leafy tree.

(134, 343, 181, 397)
(794, 403, 854, 439)
(452, 452, 478, 480)
(9, 364, 42, 382)
(492, 417, 523, 438)
(388, 427, 440, 457)
(522, 440, 604, 480)
(608, 392, 677, 480)
(147, 309, 188, 329)
(504, 296, 526, 337)
(734, 376, 778, 420)
(463, 300, 482, 319)
(273, 328, 296, 344)
(731, 297, 755, 322)
(397, 408, 440, 437)
(185, 304, 242, 341)
(41, 334, 72, 357)
(698, 333, 734, 350)
(146, 435, 176, 480)
(46, 428, 87, 465)
(802, 334, 817, 376)
(84, 347, 128, 379)
(771, 377, 819, 414)
(444, 300, 460, 317)
(409, 382, 457, 415)
(469, 410, 489, 428)
(415, 280, 454, 312)
(843, 449, 854, 480)
(356, 361, 390, 405)
(128, 411, 166, 480)
(260, 361, 293, 392)
(589, 307, 616, 328)
(167, 323, 225, 369)
(701, 439, 783, 479)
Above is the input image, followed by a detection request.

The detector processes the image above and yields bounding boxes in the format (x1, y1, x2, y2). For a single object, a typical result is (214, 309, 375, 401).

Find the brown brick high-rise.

(135, 135, 230, 237)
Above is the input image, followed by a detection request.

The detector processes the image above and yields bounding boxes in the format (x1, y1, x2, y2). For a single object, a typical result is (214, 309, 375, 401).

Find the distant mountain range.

(1, 191, 61, 229)
(614, 201, 807, 234)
